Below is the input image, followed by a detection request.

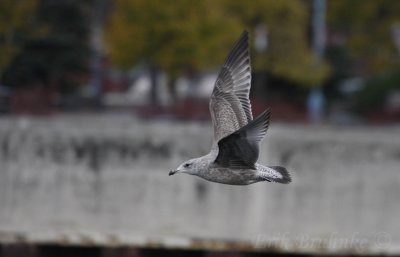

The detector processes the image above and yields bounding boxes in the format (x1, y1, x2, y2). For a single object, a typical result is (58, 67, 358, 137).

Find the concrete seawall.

(0, 115, 399, 255)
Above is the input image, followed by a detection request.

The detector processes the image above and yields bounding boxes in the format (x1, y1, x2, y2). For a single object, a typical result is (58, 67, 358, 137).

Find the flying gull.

(169, 31, 292, 185)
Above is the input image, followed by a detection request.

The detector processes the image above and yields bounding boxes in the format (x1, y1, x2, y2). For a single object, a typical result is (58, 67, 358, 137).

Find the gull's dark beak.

(169, 170, 178, 176)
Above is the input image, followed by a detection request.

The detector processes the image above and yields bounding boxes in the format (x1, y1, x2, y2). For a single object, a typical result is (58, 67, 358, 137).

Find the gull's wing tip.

(209, 29, 253, 143)
(239, 30, 249, 43)
(237, 30, 249, 46)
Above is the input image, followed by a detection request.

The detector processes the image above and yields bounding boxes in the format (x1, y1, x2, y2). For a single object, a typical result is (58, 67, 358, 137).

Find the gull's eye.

(184, 163, 192, 168)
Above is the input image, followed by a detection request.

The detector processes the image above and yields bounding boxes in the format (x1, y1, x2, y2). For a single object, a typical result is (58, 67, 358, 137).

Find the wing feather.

(210, 31, 252, 146)
(214, 110, 271, 169)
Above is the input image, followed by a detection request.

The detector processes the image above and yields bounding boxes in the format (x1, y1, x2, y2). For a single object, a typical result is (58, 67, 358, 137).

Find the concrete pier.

(0, 115, 399, 255)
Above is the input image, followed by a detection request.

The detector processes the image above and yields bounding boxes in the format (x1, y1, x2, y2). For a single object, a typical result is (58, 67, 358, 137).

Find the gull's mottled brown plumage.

(169, 31, 292, 185)
(210, 31, 252, 145)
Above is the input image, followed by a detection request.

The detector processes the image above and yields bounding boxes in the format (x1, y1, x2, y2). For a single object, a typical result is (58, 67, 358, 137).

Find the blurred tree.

(328, 0, 400, 75)
(354, 71, 400, 113)
(2, 0, 92, 96)
(223, 0, 330, 87)
(105, 0, 330, 102)
(327, 0, 400, 116)
(105, 0, 242, 103)
(0, 0, 42, 74)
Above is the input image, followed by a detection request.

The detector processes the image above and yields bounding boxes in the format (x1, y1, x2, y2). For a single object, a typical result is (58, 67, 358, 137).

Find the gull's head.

(169, 158, 203, 176)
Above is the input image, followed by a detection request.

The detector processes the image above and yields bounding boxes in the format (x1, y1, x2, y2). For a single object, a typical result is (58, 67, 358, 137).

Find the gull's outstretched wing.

(214, 110, 271, 169)
(210, 31, 252, 146)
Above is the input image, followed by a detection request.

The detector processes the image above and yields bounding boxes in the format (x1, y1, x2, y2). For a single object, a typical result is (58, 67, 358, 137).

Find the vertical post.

(308, 0, 326, 123)
(89, 26, 103, 98)
(89, 0, 107, 104)
(254, 24, 269, 102)
(312, 0, 326, 59)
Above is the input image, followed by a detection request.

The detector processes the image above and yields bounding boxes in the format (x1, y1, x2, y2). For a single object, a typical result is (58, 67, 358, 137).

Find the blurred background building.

(0, 0, 400, 256)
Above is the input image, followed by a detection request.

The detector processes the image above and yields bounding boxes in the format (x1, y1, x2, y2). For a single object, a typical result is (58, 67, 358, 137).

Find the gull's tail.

(257, 165, 292, 184)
